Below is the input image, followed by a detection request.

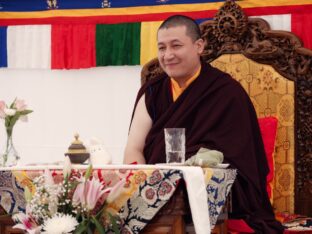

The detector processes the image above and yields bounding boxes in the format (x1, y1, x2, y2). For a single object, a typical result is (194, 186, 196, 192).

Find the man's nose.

(163, 48, 174, 60)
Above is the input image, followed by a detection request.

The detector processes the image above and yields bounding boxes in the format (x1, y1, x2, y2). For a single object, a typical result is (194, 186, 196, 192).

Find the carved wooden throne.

(141, 0, 312, 217)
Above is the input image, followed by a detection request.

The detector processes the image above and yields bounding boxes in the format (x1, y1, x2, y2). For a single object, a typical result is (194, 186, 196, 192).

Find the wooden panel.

(142, 215, 184, 234)
(0, 207, 23, 234)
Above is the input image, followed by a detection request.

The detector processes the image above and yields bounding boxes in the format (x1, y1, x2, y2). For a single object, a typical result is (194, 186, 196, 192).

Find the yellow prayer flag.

(140, 21, 162, 65)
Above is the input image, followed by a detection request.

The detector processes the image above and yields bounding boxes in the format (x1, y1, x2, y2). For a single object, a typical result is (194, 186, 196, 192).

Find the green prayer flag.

(96, 23, 141, 66)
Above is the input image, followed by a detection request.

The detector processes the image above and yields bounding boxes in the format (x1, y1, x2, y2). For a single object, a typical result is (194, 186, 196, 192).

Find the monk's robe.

(132, 61, 284, 233)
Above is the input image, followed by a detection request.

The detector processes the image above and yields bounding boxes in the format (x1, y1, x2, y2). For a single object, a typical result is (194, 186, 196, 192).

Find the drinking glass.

(164, 128, 185, 164)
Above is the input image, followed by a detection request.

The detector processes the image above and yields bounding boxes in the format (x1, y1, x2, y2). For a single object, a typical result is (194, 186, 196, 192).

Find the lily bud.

(63, 156, 72, 179)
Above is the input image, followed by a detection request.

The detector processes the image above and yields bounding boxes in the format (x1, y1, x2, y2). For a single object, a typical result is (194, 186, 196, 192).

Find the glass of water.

(164, 128, 185, 164)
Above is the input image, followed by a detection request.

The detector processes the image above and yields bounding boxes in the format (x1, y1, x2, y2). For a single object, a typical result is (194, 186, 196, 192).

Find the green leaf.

(74, 221, 88, 234)
(95, 206, 105, 220)
(85, 165, 93, 180)
(19, 109, 33, 115)
(9, 98, 16, 108)
(8, 114, 20, 129)
(24, 186, 32, 202)
(109, 213, 120, 234)
(91, 216, 106, 234)
(87, 227, 93, 234)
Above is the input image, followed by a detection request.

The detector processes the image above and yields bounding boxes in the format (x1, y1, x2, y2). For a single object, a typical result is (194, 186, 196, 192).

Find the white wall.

(0, 66, 141, 165)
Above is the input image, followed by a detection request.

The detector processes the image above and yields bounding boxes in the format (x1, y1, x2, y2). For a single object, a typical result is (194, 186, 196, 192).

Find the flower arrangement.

(0, 98, 33, 166)
(13, 158, 125, 234)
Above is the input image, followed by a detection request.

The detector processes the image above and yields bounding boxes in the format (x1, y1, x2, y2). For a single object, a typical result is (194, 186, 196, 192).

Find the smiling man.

(123, 15, 283, 233)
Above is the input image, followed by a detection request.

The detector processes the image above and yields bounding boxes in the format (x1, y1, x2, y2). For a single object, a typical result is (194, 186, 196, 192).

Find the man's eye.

(158, 47, 165, 51)
(173, 44, 182, 48)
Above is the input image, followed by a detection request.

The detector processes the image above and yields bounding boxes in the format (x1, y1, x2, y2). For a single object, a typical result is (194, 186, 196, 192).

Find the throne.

(141, 0, 312, 233)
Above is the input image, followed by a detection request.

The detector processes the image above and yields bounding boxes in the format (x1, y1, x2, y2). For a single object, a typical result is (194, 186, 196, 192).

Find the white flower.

(44, 169, 54, 186)
(63, 156, 72, 178)
(4, 108, 16, 116)
(42, 214, 78, 234)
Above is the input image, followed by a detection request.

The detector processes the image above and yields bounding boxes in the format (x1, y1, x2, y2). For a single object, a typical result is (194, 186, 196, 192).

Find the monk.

(124, 15, 284, 233)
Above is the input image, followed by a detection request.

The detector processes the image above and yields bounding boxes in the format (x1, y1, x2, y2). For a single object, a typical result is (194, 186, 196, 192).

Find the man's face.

(157, 26, 204, 82)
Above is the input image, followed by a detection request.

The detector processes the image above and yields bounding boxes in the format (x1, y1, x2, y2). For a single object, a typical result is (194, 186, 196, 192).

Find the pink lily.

(19, 115, 28, 122)
(106, 178, 126, 203)
(14, 98, 27, 111)
(12, 212, 41, 234)
(0, 100, 5, 118)
(72, 177, 108, 211)
(72, 177, 87, 207)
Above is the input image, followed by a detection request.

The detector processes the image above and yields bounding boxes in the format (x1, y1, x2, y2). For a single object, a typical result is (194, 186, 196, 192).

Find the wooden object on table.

(0, 206, 23, 234)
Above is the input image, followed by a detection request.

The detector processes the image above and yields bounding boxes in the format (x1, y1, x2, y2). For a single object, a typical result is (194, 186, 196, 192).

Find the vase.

(0, 128, 20, 167)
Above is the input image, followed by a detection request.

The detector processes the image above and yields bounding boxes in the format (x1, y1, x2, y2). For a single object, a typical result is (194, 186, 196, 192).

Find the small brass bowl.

(65, 153, 89, 164)
(65, 134, 90, 164)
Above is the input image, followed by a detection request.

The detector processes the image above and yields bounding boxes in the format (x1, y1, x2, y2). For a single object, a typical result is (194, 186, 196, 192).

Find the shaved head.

(158, 15, 201, 42)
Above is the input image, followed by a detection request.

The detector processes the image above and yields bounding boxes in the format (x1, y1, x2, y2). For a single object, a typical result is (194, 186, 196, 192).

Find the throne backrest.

(141, 1, 312, 216)
(211, 54, 295, 213)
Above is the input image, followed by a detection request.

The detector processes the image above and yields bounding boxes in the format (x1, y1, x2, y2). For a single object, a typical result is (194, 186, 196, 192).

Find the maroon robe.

(132, 61, 284, 233)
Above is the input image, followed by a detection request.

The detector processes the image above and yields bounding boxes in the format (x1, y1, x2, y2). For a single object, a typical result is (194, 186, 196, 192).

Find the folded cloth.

(185, 147, 224, 167)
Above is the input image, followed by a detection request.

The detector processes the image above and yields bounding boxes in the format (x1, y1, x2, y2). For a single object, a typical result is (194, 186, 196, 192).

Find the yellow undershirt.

(170, 66, 201, 102)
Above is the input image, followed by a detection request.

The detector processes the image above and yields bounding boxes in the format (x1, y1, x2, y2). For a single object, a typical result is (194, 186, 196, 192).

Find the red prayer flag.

(52, 24, 96, 69)
(291, 13, 312, 50)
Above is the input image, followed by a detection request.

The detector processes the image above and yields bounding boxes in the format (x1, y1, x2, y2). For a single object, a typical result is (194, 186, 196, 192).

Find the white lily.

(4, 108, 16, 116)
(44, 168, 54, 186)
(63, 156, 72, 179)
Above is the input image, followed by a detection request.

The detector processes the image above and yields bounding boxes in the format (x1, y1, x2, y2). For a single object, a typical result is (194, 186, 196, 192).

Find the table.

(0, 165, 236, 234)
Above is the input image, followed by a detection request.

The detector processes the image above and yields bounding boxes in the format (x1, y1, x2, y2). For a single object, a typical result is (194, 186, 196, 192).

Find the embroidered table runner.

(0, 165, 236, 234)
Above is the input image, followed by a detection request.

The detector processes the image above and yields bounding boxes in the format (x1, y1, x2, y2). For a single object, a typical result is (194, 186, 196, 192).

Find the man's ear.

(195, 38, 204, 54)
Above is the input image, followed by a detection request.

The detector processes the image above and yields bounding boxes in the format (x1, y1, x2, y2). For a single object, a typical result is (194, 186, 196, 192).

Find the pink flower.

(12, 212, 40, 234)
(19, 115, 28, 122)
(72, 177, 108, 211)
(14, 98, 27, 111)
(106, 178, 126, 203)
(0, 101, 5, 118)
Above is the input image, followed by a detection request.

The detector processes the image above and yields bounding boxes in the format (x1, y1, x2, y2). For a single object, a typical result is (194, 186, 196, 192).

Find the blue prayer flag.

(0, 27, 7, 68)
